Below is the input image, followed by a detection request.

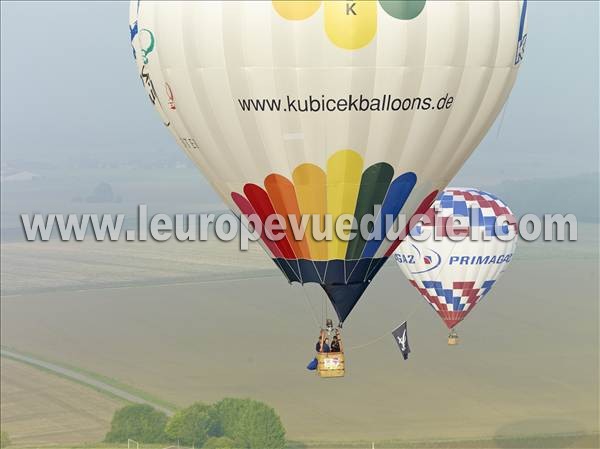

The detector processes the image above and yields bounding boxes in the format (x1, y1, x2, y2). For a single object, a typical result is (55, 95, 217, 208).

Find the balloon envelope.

(395, 188, 518, 329)
(130, 1, 527, 323)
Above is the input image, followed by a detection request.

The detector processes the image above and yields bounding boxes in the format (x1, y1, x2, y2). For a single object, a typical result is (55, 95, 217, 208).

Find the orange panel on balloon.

(265, 174, 312, 259)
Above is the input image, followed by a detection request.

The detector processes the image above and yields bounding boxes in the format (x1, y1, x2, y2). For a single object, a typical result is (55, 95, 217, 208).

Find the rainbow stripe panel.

(231, 149, 436, 322)
(272, 0, 427, 49)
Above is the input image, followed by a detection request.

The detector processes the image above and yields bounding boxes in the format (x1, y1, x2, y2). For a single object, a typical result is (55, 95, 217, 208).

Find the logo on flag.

(392, 321, 411, 360)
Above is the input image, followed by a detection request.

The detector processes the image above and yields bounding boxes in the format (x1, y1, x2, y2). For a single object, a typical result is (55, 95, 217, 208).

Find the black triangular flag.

(392, 321, 411, 360)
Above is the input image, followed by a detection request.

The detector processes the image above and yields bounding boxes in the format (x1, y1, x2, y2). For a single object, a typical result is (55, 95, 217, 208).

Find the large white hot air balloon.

(129, 1, 528, 326)
(394, 188, 518, 344)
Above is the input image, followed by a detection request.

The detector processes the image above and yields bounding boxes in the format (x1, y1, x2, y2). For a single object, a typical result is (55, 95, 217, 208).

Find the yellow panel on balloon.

(293, 163, 328, 260)
(326, 150, 363, 259)
(273, 1, 321, 20)
(324, 0, 377, 50)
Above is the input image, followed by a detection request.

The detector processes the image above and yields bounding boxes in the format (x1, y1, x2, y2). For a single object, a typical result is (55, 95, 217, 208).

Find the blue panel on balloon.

(297, 259, 322, 283)
(361, 172, 417, 258)
(346, 259, 372, 284)
(274, 259, 301, 283)
(324, 260, 346, 284)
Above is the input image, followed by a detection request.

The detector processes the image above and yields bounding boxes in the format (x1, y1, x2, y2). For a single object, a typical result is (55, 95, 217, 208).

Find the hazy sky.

(1, 1, 598, 185)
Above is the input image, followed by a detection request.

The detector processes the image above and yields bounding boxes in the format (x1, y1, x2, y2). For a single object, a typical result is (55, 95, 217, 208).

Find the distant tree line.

(105, 398, 285, 449)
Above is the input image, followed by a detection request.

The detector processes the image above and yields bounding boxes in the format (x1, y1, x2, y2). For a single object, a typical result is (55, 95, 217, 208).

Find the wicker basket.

(316, 352, 345, 378)
(448, 335, 459, 345)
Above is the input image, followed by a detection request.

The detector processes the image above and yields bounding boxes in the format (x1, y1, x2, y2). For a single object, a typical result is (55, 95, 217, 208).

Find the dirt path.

(1, 348, 174, 416)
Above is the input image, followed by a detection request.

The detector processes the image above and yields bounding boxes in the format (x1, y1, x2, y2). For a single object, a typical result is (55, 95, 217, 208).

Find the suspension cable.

(345, 302, 421, 351)
(300, 286, 321, 328)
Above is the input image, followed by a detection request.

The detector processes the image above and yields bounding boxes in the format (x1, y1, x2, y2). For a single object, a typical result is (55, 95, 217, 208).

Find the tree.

(104, 404, 168, 443)
(165, 402, 219, 447)
(213, 398, 249, 438)
(203, 436, 238, 449)
(0, 431, 10, 448)
(213, 398, 285, 449)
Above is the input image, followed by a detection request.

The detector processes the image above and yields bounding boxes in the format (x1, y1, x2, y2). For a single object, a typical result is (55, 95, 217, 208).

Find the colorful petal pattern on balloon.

(273, 0, 426, 49)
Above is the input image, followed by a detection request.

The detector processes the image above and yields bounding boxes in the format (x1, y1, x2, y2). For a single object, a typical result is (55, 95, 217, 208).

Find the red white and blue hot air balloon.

(395, 188, 518, 344)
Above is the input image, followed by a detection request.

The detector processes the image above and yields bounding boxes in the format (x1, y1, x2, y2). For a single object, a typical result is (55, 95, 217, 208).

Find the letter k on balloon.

(273, 0, 427, 49)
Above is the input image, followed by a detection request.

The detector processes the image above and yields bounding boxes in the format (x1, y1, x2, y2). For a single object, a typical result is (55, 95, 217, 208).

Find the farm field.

(0, 357, 123, 447)
(0, 238, 275, 296)
(1, 227, 598, 445)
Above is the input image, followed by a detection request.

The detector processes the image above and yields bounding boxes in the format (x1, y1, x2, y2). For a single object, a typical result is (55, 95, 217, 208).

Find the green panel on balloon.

(379, 0, 427, 20)
(345, 162, 394, 261)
